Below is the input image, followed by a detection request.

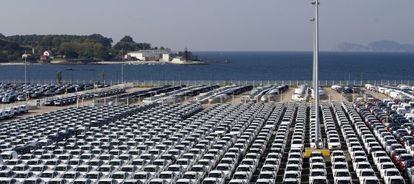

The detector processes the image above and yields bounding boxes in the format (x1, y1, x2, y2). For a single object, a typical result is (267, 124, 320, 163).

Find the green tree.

(113, 35, 153, 54)
(120, 36, 134, 42)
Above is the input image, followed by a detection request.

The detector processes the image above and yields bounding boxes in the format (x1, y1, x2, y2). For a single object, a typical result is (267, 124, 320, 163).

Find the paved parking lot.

(0, 85, 412, 183)
(323, 87, 347, 102)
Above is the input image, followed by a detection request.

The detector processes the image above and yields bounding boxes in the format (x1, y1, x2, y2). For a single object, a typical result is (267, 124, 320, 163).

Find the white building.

(125, 50, 169, 61)
(160, 54, 170, 62)
(171, 57, 186, 64)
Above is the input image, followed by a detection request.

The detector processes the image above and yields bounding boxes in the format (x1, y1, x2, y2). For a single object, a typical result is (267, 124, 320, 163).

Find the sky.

(0, 0, 413, 51)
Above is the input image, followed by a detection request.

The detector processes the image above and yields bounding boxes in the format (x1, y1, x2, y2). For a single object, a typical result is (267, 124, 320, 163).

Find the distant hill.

(338, 40, 414, 52)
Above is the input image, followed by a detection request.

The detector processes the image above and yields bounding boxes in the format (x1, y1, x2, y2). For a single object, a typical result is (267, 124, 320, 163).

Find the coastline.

(0, 60, 209, 66)
(0, 62, 43, 66)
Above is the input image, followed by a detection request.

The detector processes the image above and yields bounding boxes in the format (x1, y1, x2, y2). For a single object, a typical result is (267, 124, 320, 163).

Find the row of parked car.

(334, 102, 407, 184)
(0, 83, 107, 104)
(306, 103, 343, 184)
(203, 104, 280, 184)
(113, 86, 185, 105)
(0, 102, 219, 183)
(0, 105, 29, 120)
(353, 101, 414, 183)
(0, 99, 307, 184)
(3, 97, 413, 183)
(332, 102, 379, 184)
(282, 103, 309, 183)
(321, 103, 341, 149)
(195, 85, 253, 104)
(254, 104, 286, 184)
(0, 105, 145, 155)
(44, 88, 126, 106)
(143, 85, 219, 105)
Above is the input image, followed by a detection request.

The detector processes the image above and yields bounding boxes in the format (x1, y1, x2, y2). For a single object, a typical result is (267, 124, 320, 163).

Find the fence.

(1, 79, 413, 87)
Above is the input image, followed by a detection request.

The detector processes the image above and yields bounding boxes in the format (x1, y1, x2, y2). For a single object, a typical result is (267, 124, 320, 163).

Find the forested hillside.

(0, 34, 161, 62)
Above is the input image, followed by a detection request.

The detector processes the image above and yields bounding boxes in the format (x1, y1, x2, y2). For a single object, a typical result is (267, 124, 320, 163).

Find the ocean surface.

(1, 52, 414, 82)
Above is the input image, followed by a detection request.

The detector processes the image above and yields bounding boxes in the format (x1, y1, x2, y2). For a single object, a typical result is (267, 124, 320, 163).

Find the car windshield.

(112, 174, 125, 179)
(216, 165, 230, 171)
(159, 173, 172, 179)
(336, 172, 350, 177)
(401, 155, 412, 160)
(184, 174, 196, 179)
(41, 172, 55, 177)
(144, 167, 156, 172)
(31, 167, 44, 171)
(98, 181, 112, 184)
(87, 174, 100, 179)
(312, 165, 325, 169)
(98, 167, 111, 172)
(311, 171, 324, 176)
(203, 181, 216, 184)
(15, 173, 29, 178)
(259, 173, 273, 178)
(390, 179, 404, 184)
(359, 164, 371, 169)
(176, 160, 188, 165)
(234, 174, 246, 179)
(210, 173, 223, 178)
(387, 171, 400, 176)
(63, 173, 77, 178)
(285, 173, 298, 178)
(334, 164, 347, 169)
(361, 171, 375, 176)
(314, 179, 327, 184)
(365, 180, 379, 184)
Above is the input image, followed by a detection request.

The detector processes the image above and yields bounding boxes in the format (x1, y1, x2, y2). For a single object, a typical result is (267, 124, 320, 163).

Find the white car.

(284, 171, 301, 181)
(334, 170, 352, 182)
(332, 162, 349, 174)
(310, 176, 328, 184)
(379, 163, 397, 177)
(382, 168, 401, 181)
(328, 138, 341, 149)
(256, 179, 275, 184)
(360, 176, 379, 184)
(357, 169, 376, 179)
(334, 177, 353, 184)
(384, 176, 405, 184)
(310, 169, 327, 183)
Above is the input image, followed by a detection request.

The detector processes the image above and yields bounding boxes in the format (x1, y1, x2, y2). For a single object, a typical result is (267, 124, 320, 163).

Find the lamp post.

(121, 49, 125, 84)
(23, 52, 28, 102)
(22, 52, 28, 84)
(312, 0, 320, 148)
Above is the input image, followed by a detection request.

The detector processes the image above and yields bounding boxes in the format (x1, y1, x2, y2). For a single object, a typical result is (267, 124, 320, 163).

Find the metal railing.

(1, 79, 412, 87)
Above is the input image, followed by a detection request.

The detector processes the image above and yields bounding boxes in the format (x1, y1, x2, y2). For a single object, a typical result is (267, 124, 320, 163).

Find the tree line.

(0, 34, 163, 62)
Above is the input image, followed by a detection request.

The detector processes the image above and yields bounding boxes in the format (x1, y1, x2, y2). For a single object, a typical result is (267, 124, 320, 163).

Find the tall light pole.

(23, 52, 28, 102)
(121, 49, 125, 84)
(23, 51, 27, 84)
(312, 0, 320, 148)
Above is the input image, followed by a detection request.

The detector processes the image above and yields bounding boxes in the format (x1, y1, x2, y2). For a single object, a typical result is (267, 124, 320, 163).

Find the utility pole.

(312, 0, 320, 148)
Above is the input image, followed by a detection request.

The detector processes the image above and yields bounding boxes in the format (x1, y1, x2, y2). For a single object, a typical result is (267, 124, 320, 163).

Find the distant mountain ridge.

(338, 40, 414, 52)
